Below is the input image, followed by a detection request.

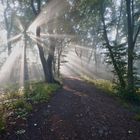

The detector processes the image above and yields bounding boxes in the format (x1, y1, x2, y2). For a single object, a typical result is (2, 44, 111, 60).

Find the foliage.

(76, 0, 140, 101)
(105, 43, 127, 87)
(0, 108, 6, 134)
(13, 99, 33, 118)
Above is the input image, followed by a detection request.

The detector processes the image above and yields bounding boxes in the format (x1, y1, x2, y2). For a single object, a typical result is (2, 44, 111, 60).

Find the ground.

(1, 77, 140, 140)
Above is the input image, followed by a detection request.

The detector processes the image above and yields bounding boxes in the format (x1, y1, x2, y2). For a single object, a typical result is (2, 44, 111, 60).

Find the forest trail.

(5, 77, 140, 140)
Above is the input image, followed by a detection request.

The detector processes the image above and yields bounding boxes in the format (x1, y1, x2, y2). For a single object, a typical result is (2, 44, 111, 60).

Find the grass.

(81, 75, 115, 94)
(0, 82, 60, 134)
(24, 82, 60, 103)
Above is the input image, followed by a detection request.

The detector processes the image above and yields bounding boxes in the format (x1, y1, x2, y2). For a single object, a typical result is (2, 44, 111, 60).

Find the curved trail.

(6, 77, 140, 140)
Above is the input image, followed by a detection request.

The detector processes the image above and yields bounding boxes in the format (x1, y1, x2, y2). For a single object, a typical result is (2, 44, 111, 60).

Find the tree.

(125, 0, 140, 95)
(74, 0, 140, 98)
(31, 0, 56, 83)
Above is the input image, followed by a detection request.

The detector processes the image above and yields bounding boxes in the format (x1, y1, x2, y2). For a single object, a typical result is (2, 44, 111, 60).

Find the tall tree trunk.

(36, 27, 55, 83)
(126, 0, 134, 93)
(46, 38, 55, 82)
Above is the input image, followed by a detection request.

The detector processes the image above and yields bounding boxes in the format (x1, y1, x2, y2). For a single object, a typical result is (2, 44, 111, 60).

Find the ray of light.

(41, 33, 74, 39)
(27, 0, 70, 33)
(29, 35, 45, 48)
(29, 34, 44, 43)
(0, 34, 22, 46)
(61, 46, 114, 81)
(19, 39, 26, 87)
(15, 17, 24, 32)
(26, 45, 44, 81)
(0, 41, 24, 87)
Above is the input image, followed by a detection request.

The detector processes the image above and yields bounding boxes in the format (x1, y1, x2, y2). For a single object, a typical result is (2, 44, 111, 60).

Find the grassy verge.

(81, 75, 115, 94)
(81, 75, 140, 121)
(0, 82, 60, 134)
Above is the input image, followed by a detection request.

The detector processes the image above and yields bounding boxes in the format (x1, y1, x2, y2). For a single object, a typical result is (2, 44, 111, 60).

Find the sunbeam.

(27, 0, 70, 33)
(0, 34, 22, 46)
(29, 34, 45, 48)
(0, 41, 24, 87)
(15, 17, 25, 32)
(41, 33, 74, 39)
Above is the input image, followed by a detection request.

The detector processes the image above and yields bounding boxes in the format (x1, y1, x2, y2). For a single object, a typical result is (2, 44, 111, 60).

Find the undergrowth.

(0, 82, 60, 134)
(24, 82, 60, 103)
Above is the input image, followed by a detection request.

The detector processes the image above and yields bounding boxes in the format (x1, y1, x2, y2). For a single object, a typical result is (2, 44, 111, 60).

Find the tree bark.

(46, 38, 55, 82)
(36, 27, 55, 83)
(126, 0, 134, 93)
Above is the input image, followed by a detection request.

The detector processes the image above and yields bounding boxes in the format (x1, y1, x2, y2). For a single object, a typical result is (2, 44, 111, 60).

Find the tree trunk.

(46, 39, 55, 82)
(36, 27, 55, 83)
(126, 0, 134, 93)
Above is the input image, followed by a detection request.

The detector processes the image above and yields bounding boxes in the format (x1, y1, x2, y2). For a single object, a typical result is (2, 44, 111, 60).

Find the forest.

(0, 0, 140, 140)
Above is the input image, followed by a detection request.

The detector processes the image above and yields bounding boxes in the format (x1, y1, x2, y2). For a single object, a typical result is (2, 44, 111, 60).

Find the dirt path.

(4, 77, 140, 140)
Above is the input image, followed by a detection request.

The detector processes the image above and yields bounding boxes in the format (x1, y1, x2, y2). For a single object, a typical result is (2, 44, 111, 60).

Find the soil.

(1, 77, 140, 140)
